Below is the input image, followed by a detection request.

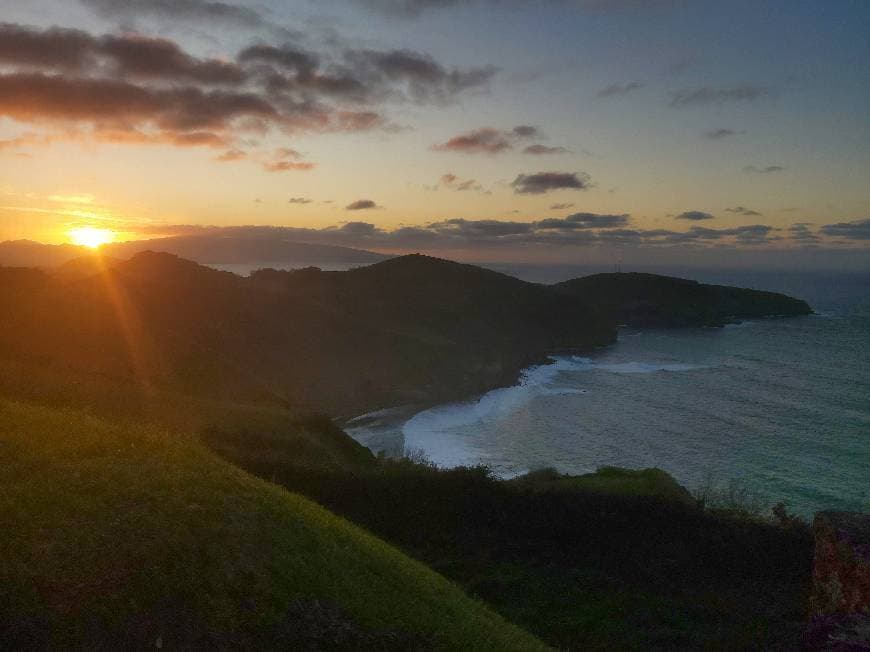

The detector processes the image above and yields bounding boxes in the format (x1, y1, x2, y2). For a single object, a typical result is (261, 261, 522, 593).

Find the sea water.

(347, 270, 870, 518)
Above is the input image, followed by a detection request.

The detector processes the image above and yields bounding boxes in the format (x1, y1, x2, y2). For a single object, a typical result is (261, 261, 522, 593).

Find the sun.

(69, 227, 115, 249)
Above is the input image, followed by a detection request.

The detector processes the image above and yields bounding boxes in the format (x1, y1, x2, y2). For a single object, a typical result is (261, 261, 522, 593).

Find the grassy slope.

(0, 400, 546, 650)
(219, 447, 813, 651)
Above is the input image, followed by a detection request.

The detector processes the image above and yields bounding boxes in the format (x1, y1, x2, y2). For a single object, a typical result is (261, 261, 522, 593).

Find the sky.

(0, 0, 868, 268)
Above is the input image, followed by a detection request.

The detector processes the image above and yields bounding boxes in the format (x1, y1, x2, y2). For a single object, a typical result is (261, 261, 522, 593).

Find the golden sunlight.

(69, 227, 115, 249)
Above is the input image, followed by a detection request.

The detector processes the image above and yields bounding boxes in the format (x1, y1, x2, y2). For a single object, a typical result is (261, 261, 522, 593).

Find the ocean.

(347, 267, 870, 518)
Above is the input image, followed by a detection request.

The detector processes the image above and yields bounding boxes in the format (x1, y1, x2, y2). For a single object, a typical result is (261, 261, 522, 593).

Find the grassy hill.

(0, 399, 546, 650)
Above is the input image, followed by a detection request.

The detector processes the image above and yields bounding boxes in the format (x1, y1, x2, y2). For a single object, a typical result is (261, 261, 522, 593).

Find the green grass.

(0, 399, 547, 650)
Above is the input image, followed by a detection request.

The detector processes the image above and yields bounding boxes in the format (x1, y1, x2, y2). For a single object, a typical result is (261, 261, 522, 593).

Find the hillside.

(555, 272, 813, 327)
(0, 399, 546, 650)
(0, 253, 614, 414)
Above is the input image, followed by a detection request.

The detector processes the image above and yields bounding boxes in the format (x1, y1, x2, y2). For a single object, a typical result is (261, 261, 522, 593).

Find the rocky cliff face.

(805, 511, 870, 650)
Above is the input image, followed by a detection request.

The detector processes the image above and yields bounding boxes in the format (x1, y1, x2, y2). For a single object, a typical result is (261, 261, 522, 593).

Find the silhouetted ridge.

(0, 256, 811, 413)
(556, 271, 812, 327)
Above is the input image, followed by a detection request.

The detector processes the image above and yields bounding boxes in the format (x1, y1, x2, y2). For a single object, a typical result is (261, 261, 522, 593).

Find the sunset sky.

(1, 0, 868, 266)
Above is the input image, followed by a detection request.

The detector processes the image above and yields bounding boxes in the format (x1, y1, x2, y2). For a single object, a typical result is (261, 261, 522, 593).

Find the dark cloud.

(344, 48, 498, 104)
(80, 0, 266, 28)
(0, 73, 277, 132)
(537, 212, 630, 229)
(133, 216, 784, 252)
(511, 171, 591, 194)
(432, 125, 560, 154)
(703, 128, 739, 140)
(512, 125, 540, 138)
(435, 218, 533, 237)
(744, 165, 785, 174)
(788, 223, 820, 243)
(675, 210, 714, 221)
(669, 85, 771, 108)
(663, 224, 775, 245)
(820, 218, 870, 241)
(725, 206, 762, 217)
(523, 144, 569, 155)
(597, 81, 642, 98)
(346, 199, 379, 210)
(289, 197, 313, 204)
(0, 22, 494, 160)
(238, 44, 319, 75)
(356, 0, 686, 18)
(432, 127, 513, 154)
(550, 203, 574, 210)
(0, 24, 246, 85)
(337, 221, 380, 235)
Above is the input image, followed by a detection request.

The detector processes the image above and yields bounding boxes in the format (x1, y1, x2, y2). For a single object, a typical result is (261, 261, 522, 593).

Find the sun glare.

(69, 227, 115, 249)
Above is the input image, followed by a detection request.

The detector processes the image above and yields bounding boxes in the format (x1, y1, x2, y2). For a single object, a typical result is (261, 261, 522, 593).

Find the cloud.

(344, 48, 498, 104)
(597, 81, 642, 98)
(288, 197, 313, 204)
(511, 171, 591, 194)
(0, 22, 495, 162)
(725, 206, 762, 217)
(440, 173, 485, 192)
(80, 0, 266, 28)
(356, 0, 687, 19)
(537, 212, 630, 229)
(550, 203, 574, 210)
(0, 24, 246, 85)
(703, 128, 739, 140)
(743, 165, 785, 174)
(262, 160, 315, 172)
(346, 199, 379, 210)
(820, 218, 870, 241)
(512, 125, 540, 138)
(669, 85, 771, 108)
(523, 144, 569, 155)
(215, 148, 246, 162)
(432, 125, 558, 154)
(131, 216, 786, 253)
(788, 223, 820, 243)
(675, 210, 715, 221)
(432, 127, 513, 154)
(662, 224, 775, 244)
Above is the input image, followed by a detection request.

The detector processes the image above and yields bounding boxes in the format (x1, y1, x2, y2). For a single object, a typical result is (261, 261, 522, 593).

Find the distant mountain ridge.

(0, 236, 388, 268)
(0, 252, 812, 415)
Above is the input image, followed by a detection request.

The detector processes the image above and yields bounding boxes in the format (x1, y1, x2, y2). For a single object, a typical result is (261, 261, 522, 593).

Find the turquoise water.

(348, 271, 870, 517)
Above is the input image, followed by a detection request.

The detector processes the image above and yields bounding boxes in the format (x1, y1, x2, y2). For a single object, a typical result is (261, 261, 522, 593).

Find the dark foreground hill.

(556, 272, 812, 327)
(0, 399, 545, 650)
(0, 254, 811, 415)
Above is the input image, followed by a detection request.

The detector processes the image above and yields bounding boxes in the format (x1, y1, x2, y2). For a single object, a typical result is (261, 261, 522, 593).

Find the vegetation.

(0, 399, 545, 650)
(0, 255, 820, 649)
(204, 423, 815, 651)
